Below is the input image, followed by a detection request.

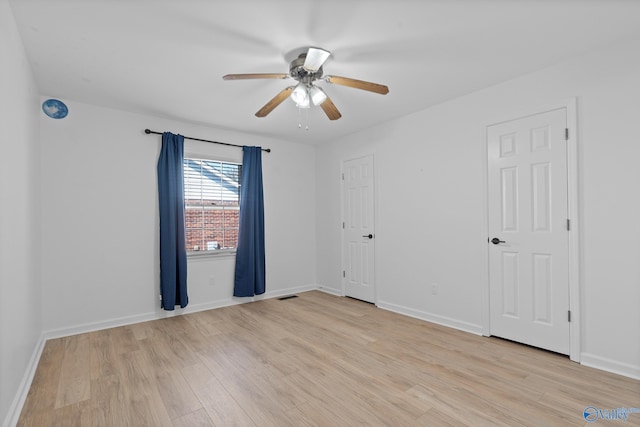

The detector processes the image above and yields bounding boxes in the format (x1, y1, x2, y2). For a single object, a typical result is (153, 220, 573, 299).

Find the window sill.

(187, 249, 236, 260)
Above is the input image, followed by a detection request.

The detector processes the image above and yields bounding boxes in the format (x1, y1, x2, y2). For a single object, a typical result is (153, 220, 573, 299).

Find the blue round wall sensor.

(42, 99, 68, 119)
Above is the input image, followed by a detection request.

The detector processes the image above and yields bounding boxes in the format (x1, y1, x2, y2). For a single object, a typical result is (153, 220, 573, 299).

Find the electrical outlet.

(431, 283, 438, 295)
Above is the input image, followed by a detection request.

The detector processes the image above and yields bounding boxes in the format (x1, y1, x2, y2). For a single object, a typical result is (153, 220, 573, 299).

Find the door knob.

(490, 237, 505, 245)
(363, 234, 373, 239)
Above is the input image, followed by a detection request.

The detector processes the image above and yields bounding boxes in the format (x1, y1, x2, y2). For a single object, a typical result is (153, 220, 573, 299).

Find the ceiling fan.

(223, 47, 389, 121)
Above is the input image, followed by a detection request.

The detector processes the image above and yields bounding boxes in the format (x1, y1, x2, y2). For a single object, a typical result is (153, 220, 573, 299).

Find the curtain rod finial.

(144, 128, 151, 134)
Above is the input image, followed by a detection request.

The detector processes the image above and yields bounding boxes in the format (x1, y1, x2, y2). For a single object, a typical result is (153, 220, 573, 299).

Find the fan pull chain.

(297, 107, 310, 131)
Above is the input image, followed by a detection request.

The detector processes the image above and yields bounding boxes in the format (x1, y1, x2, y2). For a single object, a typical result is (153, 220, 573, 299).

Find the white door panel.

(488, 109, 569, 355)
(343, 155, 375, 303)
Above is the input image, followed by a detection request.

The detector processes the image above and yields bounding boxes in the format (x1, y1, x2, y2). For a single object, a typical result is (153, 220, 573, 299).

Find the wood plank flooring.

(18, 291, 640, 426)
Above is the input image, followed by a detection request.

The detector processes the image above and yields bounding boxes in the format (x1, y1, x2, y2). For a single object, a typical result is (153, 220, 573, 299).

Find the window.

(183, 158, 241, 254)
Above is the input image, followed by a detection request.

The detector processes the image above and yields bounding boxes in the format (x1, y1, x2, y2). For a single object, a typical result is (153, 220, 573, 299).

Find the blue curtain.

(233, 146, 266, 297)
(157, 132, 188, 309)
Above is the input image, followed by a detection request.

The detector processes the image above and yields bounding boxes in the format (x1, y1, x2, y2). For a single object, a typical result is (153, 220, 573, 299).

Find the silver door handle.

(363, 234, 373, 239)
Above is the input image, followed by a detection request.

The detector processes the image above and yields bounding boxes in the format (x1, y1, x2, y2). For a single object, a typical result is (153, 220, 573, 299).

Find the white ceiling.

(9, 0, 640, 144)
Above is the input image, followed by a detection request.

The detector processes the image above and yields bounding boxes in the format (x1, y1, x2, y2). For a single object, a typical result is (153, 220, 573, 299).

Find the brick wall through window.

(184, 158, 241, 252)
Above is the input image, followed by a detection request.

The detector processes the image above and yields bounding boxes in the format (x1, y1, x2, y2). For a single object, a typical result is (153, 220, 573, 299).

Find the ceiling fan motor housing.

(290, 54, 323, 83)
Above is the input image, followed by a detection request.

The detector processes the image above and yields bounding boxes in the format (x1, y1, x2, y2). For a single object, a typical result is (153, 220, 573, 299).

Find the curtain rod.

(144, 129, 271, 153)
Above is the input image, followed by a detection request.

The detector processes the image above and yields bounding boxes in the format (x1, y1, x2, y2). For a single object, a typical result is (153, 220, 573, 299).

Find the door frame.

(340, 153, 377, 304)
(480, 98, 581, 362)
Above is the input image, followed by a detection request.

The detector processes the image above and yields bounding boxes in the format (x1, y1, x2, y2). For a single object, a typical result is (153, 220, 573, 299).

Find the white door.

(487, 108, 570, 355)
(343, 155, 375, 303)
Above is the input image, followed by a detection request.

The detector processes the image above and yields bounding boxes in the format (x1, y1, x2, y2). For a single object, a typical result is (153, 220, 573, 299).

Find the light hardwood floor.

(18, 291, 640, 426)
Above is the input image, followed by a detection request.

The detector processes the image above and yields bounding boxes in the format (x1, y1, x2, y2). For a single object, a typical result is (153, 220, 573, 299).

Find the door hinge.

(568, 310, 572, 322)
(566, 218, 571, 231)
(341, 173, 344, 180)
(565, 128, 569, 140)
(342, 270, 346, 278)
(342, 221, 345, 229)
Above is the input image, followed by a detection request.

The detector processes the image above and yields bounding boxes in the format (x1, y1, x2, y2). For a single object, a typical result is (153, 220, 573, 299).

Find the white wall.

(39, 101, 317, 336)
(0, 0, 42, 425)
(316, 35, 640, 378)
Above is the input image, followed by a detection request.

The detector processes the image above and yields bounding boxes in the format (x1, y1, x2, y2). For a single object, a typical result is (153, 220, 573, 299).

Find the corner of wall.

(1, 334, 46, 427)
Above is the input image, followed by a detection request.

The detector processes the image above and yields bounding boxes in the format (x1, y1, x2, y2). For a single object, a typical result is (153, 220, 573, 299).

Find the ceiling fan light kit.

(291, 83, 327, 109)
(223, 47, 389, 125)
(291, 83, 311, 108)
(309, 85, 327, 106)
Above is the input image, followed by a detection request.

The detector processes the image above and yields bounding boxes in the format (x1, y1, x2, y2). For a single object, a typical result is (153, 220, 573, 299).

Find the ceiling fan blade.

(303, 47, 331, 72)
(223, 73, 288, 80)
(255, 87, 294, 117)
(320, 96, 342, 120)
(325, 75, 389, 95)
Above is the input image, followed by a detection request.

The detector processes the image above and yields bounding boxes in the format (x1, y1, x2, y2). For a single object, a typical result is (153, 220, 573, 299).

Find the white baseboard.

(43, 310, 164, 340)
(377, 301, 640, 381)
(376, 303, 640, 381)
(376, 300, 484, 336)
(316, 285, 343, 297)
(257, 283, 319, 300)
(580, 353, 640, 380)
(43, 283, 319, 340)
(2, 335, 46, 427)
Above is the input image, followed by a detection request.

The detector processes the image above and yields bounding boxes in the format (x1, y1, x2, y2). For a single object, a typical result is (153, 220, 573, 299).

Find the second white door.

(343, 155, 375, 303)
